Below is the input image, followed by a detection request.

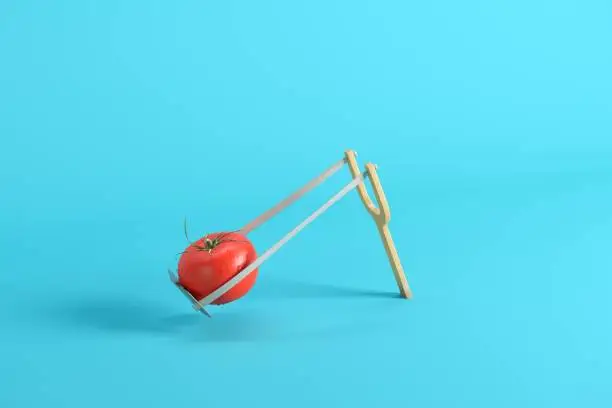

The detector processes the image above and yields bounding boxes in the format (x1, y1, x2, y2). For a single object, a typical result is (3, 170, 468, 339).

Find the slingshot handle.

(344, 150, 413, 299)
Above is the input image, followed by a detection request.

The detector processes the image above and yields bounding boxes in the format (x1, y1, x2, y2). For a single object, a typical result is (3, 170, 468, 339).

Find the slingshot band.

(240, 157, 347, 235)
(168, 269, 212, 317)
(194, 169, 369, 310)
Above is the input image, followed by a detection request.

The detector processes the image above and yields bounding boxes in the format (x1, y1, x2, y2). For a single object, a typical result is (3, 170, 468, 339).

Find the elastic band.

(240, 158, 347, 235)
(194, 170, 368, 309)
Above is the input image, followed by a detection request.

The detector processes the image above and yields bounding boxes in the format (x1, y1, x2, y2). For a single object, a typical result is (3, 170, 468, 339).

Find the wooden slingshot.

(168, 149, 412, 317)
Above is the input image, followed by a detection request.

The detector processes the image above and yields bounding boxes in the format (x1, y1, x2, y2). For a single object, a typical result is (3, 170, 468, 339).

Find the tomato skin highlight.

(177, 232, 258, 305)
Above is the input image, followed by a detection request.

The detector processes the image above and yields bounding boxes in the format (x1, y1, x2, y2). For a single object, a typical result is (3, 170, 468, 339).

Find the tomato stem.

(179, 219, 248, 256)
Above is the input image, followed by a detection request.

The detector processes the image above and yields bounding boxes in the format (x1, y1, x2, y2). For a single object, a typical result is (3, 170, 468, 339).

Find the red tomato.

(177, 231, 258, 305)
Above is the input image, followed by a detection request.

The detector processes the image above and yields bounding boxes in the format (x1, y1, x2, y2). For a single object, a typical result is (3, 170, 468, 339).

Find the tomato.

(177, 231, 258, 305)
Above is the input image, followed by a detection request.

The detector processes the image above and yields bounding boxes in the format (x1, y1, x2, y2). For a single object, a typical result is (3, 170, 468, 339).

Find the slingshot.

(168, 149, 412, 317)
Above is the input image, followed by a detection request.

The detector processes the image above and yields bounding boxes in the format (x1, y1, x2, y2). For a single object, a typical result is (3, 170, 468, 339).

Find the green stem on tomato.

(179, 218, 248, 256)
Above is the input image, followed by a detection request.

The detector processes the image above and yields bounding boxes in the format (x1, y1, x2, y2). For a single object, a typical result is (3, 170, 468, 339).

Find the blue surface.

(1, 1, 611, 407)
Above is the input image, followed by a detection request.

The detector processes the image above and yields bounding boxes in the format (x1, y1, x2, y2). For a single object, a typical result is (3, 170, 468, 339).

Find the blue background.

(1, 1, 611, 407)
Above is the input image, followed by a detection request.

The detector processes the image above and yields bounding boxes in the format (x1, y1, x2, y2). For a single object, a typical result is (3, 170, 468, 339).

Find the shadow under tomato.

(42, 294, 287, 342)
(43, 295, 201, 336)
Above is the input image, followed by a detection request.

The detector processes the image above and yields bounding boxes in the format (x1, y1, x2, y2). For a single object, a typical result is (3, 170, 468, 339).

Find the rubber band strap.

(240, 157, 347, 235)
(194, 169, 369, 311)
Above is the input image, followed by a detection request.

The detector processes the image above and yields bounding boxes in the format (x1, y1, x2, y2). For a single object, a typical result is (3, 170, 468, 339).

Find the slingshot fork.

(170, 149, 412, 316)
(344, 150, 412, 299)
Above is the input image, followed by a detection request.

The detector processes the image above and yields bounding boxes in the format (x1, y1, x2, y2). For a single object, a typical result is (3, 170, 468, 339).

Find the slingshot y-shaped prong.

(170, 149, 412, 316)
(344, 150, 412, 299)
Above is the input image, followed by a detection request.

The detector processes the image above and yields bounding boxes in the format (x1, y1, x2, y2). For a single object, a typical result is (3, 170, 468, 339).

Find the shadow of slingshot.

(250, 276, 401, 300)
(38, 275, 401, 343)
